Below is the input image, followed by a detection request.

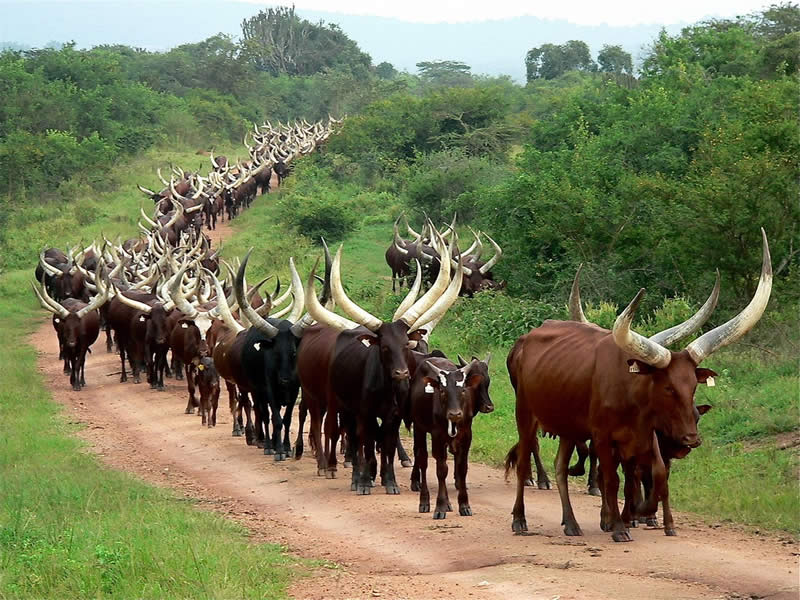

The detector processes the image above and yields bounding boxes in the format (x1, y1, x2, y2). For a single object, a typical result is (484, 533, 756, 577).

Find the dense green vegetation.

(0, 11, 797, 599)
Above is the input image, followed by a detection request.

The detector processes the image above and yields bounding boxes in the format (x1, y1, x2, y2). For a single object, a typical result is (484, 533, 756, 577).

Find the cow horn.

(331, 246, 383, 332)
(686, 229, 772, 365)
(138, 184, 157, 196)
(163, 198, 184, 230)
(156, 167, 169, 186)
(286, 257, 306, 324)
(650, 270, 720, 347)
(393, 260, 422, 322)
(32, 280, 69, 319)
(406, 216, 422, 240)
(76, 279, 109, 318)
(39, 250, 63, 277)
(569, 264, 589, 323)
(139, 206, 158, 229)
(409, 248, 464, 332)
(205, 268, 244, 334)
(269, 298, 293, 319)
(304, 258, 358, 331)
(450, 256, 473, 276)
(399, 231, 451, 326)
(170, 177, 189, 202)
(169, 262, 198, 318)
(478, 233, 502, 275)
(115, 290, 153, 314)
(236, 250, 279, 338)
(612, 289, 671, 368)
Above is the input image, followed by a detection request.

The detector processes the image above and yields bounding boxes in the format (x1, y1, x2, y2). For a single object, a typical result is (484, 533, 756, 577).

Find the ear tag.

(54, 318, 60, 323)
(706, 377, 715, 387)
(139, 315, 146, 322)
(181, 323, 188, 329)
(629, 363, 640, 373)
(253, 342, 261, 351)
(361, 338, 371, 347)
(424, 383, 434, 394)
(197, 364, 205, 371)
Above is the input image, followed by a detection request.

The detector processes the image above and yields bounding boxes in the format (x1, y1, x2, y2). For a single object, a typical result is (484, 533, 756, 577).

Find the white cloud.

(232, 0, 769, 26)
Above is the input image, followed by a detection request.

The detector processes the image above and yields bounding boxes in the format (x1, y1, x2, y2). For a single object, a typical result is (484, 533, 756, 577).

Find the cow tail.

(504, 442, 519, 482)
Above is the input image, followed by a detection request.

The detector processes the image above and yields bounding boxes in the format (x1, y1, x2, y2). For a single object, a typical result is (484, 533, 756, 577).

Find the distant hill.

(0, 1, 687, 80)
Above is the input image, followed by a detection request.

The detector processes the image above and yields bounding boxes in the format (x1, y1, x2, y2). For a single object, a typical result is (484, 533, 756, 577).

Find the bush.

(277, 190, 358, 243)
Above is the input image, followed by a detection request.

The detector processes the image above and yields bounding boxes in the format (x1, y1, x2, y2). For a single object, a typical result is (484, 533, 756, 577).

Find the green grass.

(222, 173, 799, 535)
(0, 146, 306, 598)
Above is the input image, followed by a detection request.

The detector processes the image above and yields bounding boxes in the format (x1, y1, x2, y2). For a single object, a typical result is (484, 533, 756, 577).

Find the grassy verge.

(0, 145, 305, 598)
(223, 176, 799, 535)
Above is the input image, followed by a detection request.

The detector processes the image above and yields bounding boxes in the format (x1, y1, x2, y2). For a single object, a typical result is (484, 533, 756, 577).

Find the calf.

(407, 355, 493, 518)
(195, 356, 220, 428)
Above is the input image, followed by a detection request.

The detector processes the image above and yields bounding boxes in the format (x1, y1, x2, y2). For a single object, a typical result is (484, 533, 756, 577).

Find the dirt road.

(31, 202, 799, 600)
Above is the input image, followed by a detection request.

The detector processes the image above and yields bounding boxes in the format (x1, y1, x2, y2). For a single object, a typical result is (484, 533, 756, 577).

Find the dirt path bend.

(32, 192, 799, 599)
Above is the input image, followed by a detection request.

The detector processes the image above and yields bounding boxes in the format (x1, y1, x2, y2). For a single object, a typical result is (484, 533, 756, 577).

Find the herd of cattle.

(32, 114, 773, 542)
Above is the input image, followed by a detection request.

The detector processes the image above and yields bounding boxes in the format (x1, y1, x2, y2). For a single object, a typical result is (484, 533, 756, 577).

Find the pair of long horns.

(572, 229, 772, 368)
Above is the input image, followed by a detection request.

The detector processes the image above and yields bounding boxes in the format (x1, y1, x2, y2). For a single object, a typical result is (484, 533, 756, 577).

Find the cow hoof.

(356, 485, 371, 495)
(157, 385, 165, 392)
(72, 385, 81, 392)
(524, 478, 534, 487)
(665, 528, 677, 536)
(433, 511, 447, 520)
(567, 465, 585, 477)
(588, 487, 602, 496)
(343, 461, 352, 469)
(317, 468, 326, 477)
(600, 520, 612, 532)
(274, 453, 286, 462)
(512, 518, 528, 534)
(410, 481, 420, 492)
(630, 519, 638, 528)
(538, 480, 551, 490)
(401, 460, 413, 468)
(563, 522, 584, 536)
(385, 484, 400, 495)
(646, 518, 659, 527)
(185, 408, 194, 414)
(264, 448, 274, 455)
(459, 506, 473, 516)
(120, 376, 127, 383)
(445, 501, 453, 512)
(612, 530, 633, 543)
(232, 429, 242, 437)
(326, 470, 336, 479)
(350, 482, 357, 491)
(133, 377, 141, 384)
(419, 503, 430, 513)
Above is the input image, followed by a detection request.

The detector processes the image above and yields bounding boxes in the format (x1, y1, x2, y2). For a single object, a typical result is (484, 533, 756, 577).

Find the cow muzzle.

(392, 368, 410, 381)
(681, 434, 701, 449)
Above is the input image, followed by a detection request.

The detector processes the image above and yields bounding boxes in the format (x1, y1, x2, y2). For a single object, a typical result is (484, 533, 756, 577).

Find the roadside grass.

(223, 177, 799, 535)
(0, 143, 306, 598)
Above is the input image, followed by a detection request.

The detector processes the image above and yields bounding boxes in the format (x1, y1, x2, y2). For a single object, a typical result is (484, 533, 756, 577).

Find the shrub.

(277, 190, 357, 243)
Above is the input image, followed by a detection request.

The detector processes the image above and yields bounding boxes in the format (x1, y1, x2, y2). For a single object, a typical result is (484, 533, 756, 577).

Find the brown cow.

(195, 356, 220, 428)
(505, 231, 771, 542)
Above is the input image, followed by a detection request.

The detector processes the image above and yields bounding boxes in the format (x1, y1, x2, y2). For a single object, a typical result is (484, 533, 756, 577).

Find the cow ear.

(697, 404, 712, 415)
(356, 333, 376, 347)
(466, 374, 483, 388)
(695, 368, 718, 384)
(626, 359, 654, 375)
(422, 377, 438, 393)
(408, 330, 427, 342)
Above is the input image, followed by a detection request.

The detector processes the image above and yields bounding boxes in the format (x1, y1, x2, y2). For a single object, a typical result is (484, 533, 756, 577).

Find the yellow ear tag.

(629, 363, 640, 373)
(197, 365, 205, 371)
(706, 376, 715, 387)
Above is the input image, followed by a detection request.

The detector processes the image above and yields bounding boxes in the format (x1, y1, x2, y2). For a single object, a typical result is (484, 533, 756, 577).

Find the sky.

(232, 0, 771, 26)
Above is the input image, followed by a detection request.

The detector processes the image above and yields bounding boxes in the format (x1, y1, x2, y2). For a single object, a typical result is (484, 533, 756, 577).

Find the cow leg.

(157, 350, 166, 391)
(511, 440, 531, 533)
(173, 355, 183, 381)
(79, 348, 88, 387)
(294, 397, 307, 460)
(414, 426, 430, 512)
(661, 461, 675, 535)
(621, 460, 640, 528)
(281, 389, 298, 459)
(240, 392, 255, 445)
(185, 365, 197, 414)
(587, 442, 601, 495)
(210, 387, 219, 427)
(455, 431, 473, 516)
(530, 434, 551, 490)
(555, 437, 582, 536)
(118, 341, 128, 383)
(432, 435, 450, 519)
(380, 418, 401, 494)
(225, 382, 240, 436)
(595, 441, 631, 542)
(268, 390, 287, 461)
(397, 438, 412, 468)
(568, 440, 589, 476)
(324, 405, 340, 478)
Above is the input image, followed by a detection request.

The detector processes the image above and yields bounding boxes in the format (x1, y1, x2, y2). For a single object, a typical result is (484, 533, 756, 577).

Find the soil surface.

(31, 192, 799, 600)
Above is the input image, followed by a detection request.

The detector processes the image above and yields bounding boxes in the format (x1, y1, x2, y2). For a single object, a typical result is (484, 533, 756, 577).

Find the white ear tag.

(361, 338, 371, 347)
(54, 318, 60, 323)
(424, 383, 434, 394)
(181, 323, 188, 329)
(253, 342, 261, 351)
(706, 377, 715, 387)
(139, 315, 146, 322)
(629, 363, 640, 373)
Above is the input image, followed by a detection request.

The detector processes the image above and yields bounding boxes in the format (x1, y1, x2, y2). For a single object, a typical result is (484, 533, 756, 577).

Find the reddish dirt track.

(31, 192, 799, 599)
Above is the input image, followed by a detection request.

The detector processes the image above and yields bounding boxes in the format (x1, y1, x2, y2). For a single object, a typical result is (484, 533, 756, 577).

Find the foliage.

(240, 6, 371, 77)
(416, 60, 473, 87)
(597, 44, 633, 74)
(526, 40, 596, 81)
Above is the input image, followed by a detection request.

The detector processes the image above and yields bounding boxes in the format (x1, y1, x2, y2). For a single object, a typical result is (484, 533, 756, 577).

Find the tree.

(240, 6, 371, 76)
(416, 60, 472, 86)
(375, 61, 397, 79)
(597, 44, 633, 74)
(526, 40, 596, 81)
(755, 2, 800, 39)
